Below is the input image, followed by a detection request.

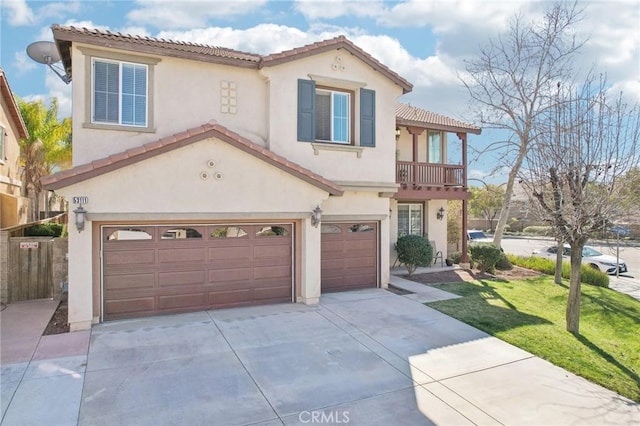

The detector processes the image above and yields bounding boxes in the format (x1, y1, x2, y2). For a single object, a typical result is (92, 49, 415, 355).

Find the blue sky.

(1, 0, 639, 182)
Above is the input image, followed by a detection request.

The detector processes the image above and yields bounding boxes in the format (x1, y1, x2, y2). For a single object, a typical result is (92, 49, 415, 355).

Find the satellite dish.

(26, 41, 71, 84)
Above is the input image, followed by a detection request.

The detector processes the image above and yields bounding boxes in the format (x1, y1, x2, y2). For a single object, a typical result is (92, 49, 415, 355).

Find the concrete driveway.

(2, 287, 639, 425)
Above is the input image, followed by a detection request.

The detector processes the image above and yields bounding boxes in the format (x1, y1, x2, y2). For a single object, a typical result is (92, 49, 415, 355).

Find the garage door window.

(349, 224, 374, 232)
(210, 226, 248, 238)
(321, 224, 342, 234)
(256, 226, 290, 237)
(106, 228, 153, 241)
(161, 228, 202, 239)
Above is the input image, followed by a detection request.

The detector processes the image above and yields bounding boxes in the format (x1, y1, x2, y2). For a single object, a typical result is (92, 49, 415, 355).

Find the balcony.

(395, 161, 468, 200)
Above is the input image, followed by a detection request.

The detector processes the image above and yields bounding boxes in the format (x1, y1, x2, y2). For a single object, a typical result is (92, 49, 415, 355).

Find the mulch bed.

(407, 266, 543, 285)
(43, 300, 70, 335)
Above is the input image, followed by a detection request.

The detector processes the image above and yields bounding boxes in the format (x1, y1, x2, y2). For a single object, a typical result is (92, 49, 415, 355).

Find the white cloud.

(13, 51, 37, 74)
(2, 0, 35, 26)
(127, 0, 269, 29)
(294, 0, 385, 20)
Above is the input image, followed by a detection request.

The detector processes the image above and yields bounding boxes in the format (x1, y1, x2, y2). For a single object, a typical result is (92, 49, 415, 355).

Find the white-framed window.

(0, 125, 5, 163)
(428, 130, 443, 163)
(398, 203, 423, 237)
(92, 59, 148, 127)
(316, 89, 350, 144)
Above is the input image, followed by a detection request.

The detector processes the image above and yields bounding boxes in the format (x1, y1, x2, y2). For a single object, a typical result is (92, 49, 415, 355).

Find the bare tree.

(520, 75, 640, 334)
(461, 1, 584, 248)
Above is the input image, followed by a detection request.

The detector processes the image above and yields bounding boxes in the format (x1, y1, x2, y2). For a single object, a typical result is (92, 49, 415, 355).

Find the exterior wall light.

(436, 207, 445, 221)
(395, 126, 401, 142)
(74, 205, 87, 232)
(311, 205, 322, 228)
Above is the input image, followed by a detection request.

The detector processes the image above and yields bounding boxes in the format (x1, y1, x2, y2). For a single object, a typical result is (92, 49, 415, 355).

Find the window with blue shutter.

(93, 59, 148, 127)
(298, 79, 375, 147)
(360, 88, 375, 147)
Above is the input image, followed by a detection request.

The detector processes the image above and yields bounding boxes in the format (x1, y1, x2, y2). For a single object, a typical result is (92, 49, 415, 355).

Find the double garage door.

(102, 222, 378, 320)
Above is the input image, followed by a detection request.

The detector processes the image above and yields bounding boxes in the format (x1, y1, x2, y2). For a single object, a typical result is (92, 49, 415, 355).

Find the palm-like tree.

(17, 97, 72, 221)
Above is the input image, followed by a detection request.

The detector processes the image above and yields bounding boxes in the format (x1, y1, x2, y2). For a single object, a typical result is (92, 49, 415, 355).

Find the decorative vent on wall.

(221, 81, 237, 114)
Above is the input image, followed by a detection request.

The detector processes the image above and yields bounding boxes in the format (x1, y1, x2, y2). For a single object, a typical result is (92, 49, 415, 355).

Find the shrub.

(507, 255, 609, 287)
(495, 252, 513, 271)
(522, 226, 552, 236)
(469, 243, 502, 273)
(24, 223, 64, 237)
(396, 235, 433, 276)
(449, 251, 463, 264)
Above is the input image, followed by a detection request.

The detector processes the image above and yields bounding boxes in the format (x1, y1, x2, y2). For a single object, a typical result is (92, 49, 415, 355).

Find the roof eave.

(396, 118, 482, 135)
(0, 71, 29, 139)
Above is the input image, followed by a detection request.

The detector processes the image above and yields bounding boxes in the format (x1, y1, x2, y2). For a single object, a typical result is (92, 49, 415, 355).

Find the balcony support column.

(408, 127, 424, 187)
(457, 132, 470, 265)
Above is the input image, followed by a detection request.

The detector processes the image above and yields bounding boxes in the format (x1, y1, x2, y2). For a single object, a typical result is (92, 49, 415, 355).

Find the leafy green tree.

(17, 98, 71, 221)
(469, 185, 504, 232)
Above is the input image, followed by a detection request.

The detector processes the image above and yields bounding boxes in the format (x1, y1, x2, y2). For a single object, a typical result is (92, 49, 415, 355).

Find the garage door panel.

(158, 270, 206, 287)
(104, 223, 293, 320)
(103, 273, 155, 290)
(208, 289, 252, 306)
(158, 247, 206, 263)
(158, 293, 206, 310)
(321, 222, 377, 293)
(253, 265, 291, 280)
(209, 268, 252, 283)
(104, 250, 155, 266)
(254, 286, 291, 301)
(105, 297, 155, 315)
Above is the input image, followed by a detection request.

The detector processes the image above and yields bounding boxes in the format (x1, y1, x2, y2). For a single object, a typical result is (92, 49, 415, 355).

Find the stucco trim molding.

(85, 212, 314, 221)
(307, 74, 367, 90)
(322, 214, 388, 222)
(0, 175, 21, 187)
(335, 181, 399, 194)
(311, 143, 364, 158)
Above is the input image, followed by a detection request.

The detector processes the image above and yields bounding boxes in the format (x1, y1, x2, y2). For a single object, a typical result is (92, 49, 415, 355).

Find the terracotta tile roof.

(260, 36, 413, 94)
(51, 25, 412, 93)
(52, 25, 262, 76)
(0, 69, 29, 140)
(396, 102, 481, 135)
(41, 123, 343, 196)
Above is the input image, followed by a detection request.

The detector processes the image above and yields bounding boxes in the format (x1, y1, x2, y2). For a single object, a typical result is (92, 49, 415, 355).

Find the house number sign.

(73, 196, 88, 205)
(20, 242, 39, 249)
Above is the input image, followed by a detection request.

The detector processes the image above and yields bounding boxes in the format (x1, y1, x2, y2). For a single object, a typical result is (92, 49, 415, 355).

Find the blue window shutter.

(360, 88, 376, 147)
(298, 79, 315, 142)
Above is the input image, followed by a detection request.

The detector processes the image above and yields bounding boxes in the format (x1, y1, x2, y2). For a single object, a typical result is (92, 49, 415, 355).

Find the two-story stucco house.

(0, 69, 30, 228)
(42, 26, 480, 330)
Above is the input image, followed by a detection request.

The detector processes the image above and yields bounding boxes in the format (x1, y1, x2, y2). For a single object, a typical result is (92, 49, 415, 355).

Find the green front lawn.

(425, 276, 640, 402)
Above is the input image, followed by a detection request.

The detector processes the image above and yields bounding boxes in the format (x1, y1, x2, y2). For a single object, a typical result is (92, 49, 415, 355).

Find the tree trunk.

(493, 144, 527, 247)
(565, 243, 583, 334)
(555, 240, 563, 284)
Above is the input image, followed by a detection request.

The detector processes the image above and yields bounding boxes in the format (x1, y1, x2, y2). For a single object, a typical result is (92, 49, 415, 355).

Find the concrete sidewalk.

(1, 290, 638, 425)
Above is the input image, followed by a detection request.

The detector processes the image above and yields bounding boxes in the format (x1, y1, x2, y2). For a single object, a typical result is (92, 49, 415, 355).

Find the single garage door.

(102, 224, 293, 320)
(321, 222, 378, 292)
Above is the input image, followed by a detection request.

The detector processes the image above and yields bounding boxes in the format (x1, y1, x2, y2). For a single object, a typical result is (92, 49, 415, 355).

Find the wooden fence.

(0, 213, 67, 304)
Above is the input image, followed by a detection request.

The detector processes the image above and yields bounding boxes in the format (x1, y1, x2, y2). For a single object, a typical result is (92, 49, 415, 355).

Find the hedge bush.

(522, 226, 552, 236)
(396, 235, 433, 276)
(495, 251, 513, 271)
(23, 223, 65, 237)
(469, 243, 503, 273)
(507, 255, 609, 288)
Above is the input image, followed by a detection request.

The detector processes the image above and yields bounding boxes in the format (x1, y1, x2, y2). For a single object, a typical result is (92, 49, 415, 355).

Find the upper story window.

(80, 47, 160, 133)
(316, 89, 351, 144)
(428, 131, 443, 163)
(93, 59, 147, 127)
(298, 79, 375, 147)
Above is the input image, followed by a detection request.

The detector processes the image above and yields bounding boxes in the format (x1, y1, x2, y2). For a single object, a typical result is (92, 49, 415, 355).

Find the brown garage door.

(102, 224, 293, 320)
(321, 222, 378, 292)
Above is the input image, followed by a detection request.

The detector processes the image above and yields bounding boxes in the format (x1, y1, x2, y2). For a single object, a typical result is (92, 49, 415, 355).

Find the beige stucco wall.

(261, 50, 402, 184)
(56, 137, 332, 329)
(0, 91, 28, 227)
(70, 44, 269, 165)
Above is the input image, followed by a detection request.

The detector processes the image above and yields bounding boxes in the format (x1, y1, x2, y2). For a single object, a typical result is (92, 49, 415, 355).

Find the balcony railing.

(396, 161, 464, 187)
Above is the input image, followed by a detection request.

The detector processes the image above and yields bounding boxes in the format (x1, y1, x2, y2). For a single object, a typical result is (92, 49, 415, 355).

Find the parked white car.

(467, 230, 493, 243)
(532, 245, 627, 275)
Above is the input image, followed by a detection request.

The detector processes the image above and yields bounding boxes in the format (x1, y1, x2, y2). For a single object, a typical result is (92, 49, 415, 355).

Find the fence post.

(0, 230, 9, 304)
